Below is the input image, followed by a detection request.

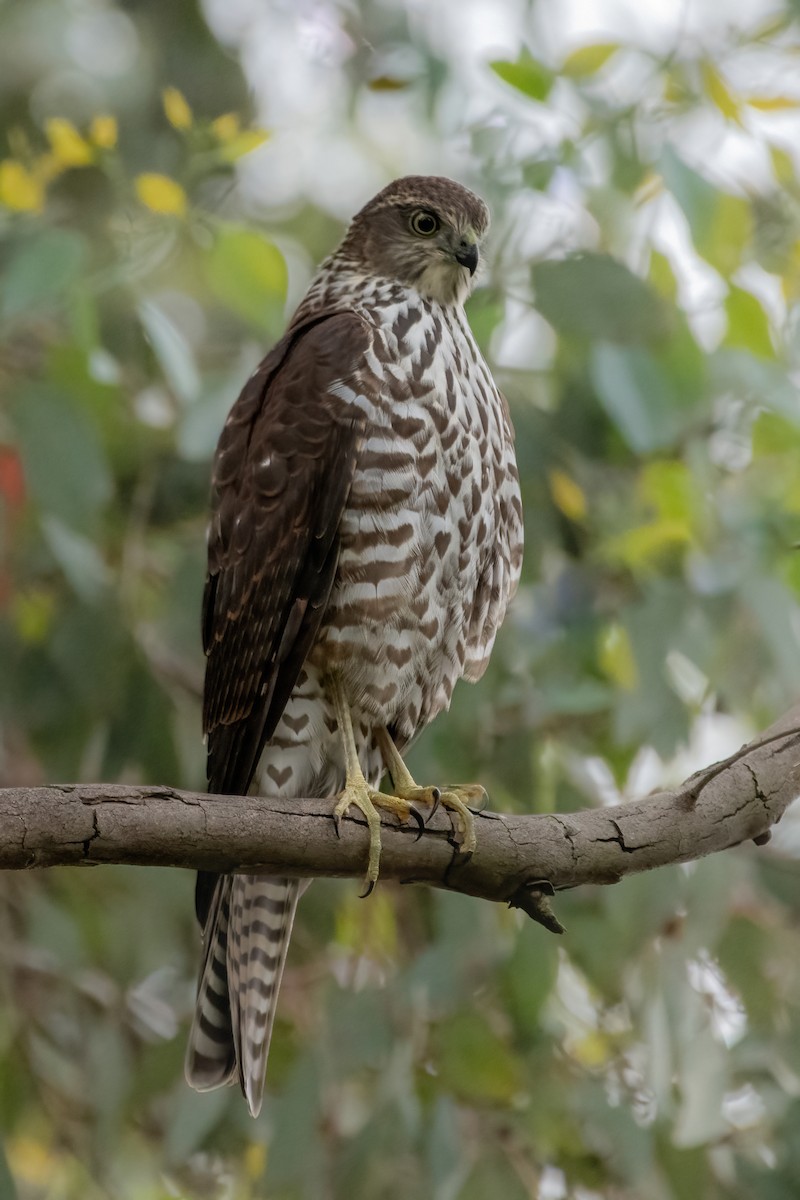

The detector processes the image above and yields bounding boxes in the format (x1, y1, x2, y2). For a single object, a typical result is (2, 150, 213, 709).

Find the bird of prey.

(185, 175, 524, 1116)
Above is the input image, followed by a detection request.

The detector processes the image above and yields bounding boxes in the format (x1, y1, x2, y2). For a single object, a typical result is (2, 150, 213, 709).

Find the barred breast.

(310, 285, 523, 750)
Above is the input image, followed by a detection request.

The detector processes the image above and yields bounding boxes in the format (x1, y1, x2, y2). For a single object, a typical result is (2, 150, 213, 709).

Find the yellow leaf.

(0, 159, 44, 211)
(211, 112, 240, 142)
(90, 114, 118, 149)
(549, 469, 586, 521)
(163, 86, 193, 130)
(639, 460, 693, 524)
(135, 172, 187, 216)
(45, 117, 94, 167)
(648, 250, 677, 302)
(664, 67, 690, 104)
(770, 145, 795, 184)
(701, 62, 741, 124)
(7, 1134, 60, 1186)
(570, 1030, 612, 1067)
(598, 623, 638, 691)
(562, 42, 619, 77)
(746, 96, 799, 111)
(244, 1142, 267, 1180)
(605, 520, 691, 569)
(633, 171, 663, 207)
(11, 590, 55, 644)
(367, 75, 411, 90)
(219, 128, 270, 162)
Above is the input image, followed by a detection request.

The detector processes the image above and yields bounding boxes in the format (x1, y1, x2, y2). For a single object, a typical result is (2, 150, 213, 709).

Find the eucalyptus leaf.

(533, 254, 673, 343)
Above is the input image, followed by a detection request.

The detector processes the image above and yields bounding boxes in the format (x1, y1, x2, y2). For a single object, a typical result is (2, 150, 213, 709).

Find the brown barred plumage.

(185, 176, 524, 1116)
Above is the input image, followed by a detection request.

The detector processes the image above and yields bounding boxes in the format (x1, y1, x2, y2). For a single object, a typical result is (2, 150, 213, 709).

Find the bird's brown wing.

(196, 310, 372, 921)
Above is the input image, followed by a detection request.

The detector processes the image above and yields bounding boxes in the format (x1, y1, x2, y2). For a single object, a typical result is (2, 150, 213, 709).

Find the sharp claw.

(409, 805, 425, 841)
(333, 811, 342, 839)
(359, 878, 376, 900)
(426, 787, 442, 823)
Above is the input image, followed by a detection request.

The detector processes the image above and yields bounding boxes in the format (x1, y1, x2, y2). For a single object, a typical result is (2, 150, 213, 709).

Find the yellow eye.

(410, 210, 439, 237)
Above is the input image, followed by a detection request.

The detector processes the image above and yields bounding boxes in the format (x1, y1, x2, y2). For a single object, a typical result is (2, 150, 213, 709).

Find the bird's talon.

(359, 878, 376, 900)
(425, 789, 442, 823)
(409, 805, 425, 840)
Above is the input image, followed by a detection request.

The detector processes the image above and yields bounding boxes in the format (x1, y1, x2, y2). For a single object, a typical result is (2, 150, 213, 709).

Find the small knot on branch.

(508, 879, 565, 935)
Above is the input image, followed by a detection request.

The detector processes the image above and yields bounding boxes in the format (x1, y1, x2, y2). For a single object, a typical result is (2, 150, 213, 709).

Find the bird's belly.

(311, 490, 473, 737)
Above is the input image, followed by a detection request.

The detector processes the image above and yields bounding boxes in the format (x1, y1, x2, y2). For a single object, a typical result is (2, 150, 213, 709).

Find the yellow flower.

(135, 172, 187, 216)
(45, 118, 94, 167)
(598, 623, 638, 691)
(90, 114, 118, 149)
(0, 159, 44, 211)
(163, 87, 192, 130)
(549, 468, 587, 522)
(211, 112, 240, 142)
(218, 128, 270, 162)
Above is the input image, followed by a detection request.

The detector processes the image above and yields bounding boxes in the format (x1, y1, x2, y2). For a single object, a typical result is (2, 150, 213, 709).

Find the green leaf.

(502, 932, 559, 1038)
(10, 384, 112, 532)
(725, 285, 772, 356)
(533, 254, 673, 343)
(661, 147, 751, 275)
(752, 411, 800, 455)
(660, 145, 719, 247)
(103, 658, 180, 781)
(457, 1155, 529, 1200)
(434, 1011, 524, 1103)
(590, 325, 705, 452)
(702, 192, 752, 276)
(138, 299, 201, 403)
(0, 1144, 16, 1200)
(1, 229, 87, 321)
(590, 345, 676, 451)
(204, 224, 287, 330)
(639, 460, 694, 524)
(649, 249, 678, 302)
(41, 515, 111, 602)
(562, 42, 619, 77)
(489, 50, 553, 101)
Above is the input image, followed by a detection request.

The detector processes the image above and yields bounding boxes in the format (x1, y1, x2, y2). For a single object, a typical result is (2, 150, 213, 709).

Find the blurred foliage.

(2, 0, 800, 1197)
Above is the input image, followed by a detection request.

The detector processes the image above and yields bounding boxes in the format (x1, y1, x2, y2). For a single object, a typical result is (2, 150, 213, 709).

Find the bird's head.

(340, 175, 489, 306)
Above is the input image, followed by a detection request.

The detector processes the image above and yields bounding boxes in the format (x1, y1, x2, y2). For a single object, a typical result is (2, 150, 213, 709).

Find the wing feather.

(201, 311, 373, 805)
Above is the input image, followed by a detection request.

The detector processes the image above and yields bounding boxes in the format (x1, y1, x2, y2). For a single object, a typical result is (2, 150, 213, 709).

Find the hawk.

(185, 176, 524, 1115)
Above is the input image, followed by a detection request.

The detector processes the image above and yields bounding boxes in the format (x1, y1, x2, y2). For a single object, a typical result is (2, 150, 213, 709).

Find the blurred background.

(2, 0, 800, 1195)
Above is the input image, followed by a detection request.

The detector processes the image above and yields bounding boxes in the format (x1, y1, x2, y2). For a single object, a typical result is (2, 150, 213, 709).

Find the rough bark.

(2, 705, 799, 932)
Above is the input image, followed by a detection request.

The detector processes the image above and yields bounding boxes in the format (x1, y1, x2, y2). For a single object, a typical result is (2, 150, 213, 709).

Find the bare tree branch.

(2, 705, 799, 930)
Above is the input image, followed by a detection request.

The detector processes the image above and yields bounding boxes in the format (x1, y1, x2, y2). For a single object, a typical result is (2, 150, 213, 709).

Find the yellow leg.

(374, 728, 486, 858)
(328, 674, 420, 896)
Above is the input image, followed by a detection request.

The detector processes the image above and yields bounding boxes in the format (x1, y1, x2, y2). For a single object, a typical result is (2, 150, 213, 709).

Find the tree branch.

(2, 705, 799, 930)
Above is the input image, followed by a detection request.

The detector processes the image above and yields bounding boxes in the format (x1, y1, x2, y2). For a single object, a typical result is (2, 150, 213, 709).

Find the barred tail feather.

(184, 875, 237, 1091)
(229, 875, 301, 1117)
(185, 874, 301, 1116)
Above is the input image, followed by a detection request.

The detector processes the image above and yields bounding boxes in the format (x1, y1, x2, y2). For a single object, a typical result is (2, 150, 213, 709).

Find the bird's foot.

(392, 775, 486, 860)
(333, 779, 423, 897)
(437, 784, 487, 859)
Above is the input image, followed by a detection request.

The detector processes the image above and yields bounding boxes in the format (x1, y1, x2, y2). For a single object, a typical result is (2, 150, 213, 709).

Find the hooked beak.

(454, 239, 479, 276)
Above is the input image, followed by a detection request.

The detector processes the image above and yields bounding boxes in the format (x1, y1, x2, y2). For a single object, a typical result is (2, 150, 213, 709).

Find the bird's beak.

(454, 239, 479, 276)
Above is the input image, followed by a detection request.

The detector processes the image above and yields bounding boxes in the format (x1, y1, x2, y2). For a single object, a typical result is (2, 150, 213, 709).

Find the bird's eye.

(410, 210, 439, 237)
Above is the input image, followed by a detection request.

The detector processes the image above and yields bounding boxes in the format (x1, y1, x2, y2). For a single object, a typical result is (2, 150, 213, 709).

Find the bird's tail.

(185, 873, 301, 1116)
